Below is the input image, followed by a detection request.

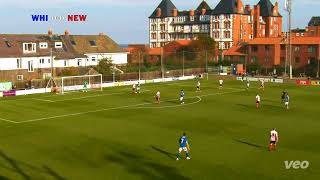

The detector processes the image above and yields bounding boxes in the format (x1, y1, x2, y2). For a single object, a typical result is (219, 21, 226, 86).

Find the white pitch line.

(0, 117, 18, 124)
(132, 96, 202, 109)
(16, 102, 152, 124)
(32, 98, 55, 103)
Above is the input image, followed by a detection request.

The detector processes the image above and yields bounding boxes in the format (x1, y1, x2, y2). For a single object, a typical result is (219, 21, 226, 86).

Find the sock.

(274, 144, 277, 151)
(176, 153, 180, 159)
(186, 152, 189, 157)
(269, 144, 272, 151)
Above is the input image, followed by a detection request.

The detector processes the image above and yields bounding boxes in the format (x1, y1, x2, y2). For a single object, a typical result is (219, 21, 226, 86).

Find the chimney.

(201, 8, 206, 15)
(273, 1, 279, 16)
(48, 29, 53, 37)
(64, 29, 70, 36)
(237, 0, 244, 13)
(172, 8, 178, 17)
(245, 4, 251, 12)
(156, 8, 162, 17)
(190, 9, 195, 16)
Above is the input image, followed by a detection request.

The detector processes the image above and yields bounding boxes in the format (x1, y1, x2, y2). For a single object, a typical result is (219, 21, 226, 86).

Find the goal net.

(60, 74, 103, 94)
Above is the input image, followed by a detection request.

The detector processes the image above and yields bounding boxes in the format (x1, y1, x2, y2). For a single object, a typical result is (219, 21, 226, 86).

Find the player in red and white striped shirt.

(269, 128, 279, 151)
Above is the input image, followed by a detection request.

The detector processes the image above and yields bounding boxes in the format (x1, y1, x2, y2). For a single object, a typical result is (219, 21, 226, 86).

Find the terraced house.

(149, 0, 282, 49)
(0, 30, 127, 81)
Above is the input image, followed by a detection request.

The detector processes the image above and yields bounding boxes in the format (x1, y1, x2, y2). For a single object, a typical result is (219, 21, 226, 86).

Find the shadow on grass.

(151, 146, 176, 160)
(233, 139, 264, 149)
(104, 145, 190, 180)
(235, 104, 250, 108)
(0, 150, 66, 180)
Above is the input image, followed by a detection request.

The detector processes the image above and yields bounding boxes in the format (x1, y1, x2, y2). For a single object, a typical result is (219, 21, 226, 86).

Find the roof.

(196, 1, 211, 11)
(223, 45, 247, 56)
(248, 37, 320, 45)
(149, 0, 177, 18)
(291, 28, 306, 33)
(257, 0, 281, 17)
(308, 16, 320, 26)
(212, 0, 244, 15)
(0, 33, 125, 59)
(148, 47, 162, 56)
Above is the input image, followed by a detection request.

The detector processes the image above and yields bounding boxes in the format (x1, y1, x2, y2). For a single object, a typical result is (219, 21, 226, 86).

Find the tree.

(95, 58, 113, 75)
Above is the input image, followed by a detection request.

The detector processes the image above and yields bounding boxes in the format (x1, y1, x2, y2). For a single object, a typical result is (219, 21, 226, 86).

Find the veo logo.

(284, 160, 309, 169)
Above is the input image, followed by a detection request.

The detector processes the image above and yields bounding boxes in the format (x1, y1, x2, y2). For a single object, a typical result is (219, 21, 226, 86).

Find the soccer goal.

(60, 74, 103, 94)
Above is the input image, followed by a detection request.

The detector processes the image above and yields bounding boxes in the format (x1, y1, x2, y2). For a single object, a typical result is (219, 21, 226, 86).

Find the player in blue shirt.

(176, 132, 190, 160)
(180, 90, 185, 104)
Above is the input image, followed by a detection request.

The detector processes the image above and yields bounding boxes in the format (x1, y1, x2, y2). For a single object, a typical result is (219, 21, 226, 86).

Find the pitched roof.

(0, 33, 125, 59)
(248, 37, 320, 45)
(223, 45, 247, 56)
(308, 16, 320, 26)
(196, 1, 211, 11)
(257, 0, 281, 17)
(212, 0, 242, 15)
(149, 0, 177, 18)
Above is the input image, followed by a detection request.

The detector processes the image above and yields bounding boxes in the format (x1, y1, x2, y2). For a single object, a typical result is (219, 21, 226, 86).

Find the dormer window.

(39, 42, 48, 49)
(71, 40, 76, 45)
(89, 40, 96, 46)
(23, 43, 36, 53)
(5, 41, 12, 47)
(55, 42, 63, 48)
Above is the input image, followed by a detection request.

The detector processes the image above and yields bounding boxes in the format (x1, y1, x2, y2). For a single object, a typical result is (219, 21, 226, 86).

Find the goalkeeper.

(176, 132, 191, 160)
(83, 80, 88, 92)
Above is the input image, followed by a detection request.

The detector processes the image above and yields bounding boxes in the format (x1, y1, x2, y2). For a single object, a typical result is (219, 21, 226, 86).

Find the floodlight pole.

(205, 50, 208, 80)
(288, 0, 293, 79)
(161, 48, 164, 80)
(182, 50, 185, 77)
(138, 51, 141, 81)
(317, 43, 320, 78)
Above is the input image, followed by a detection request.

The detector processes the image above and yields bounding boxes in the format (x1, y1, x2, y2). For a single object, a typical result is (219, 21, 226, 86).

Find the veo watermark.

(284, 160, 309, 169)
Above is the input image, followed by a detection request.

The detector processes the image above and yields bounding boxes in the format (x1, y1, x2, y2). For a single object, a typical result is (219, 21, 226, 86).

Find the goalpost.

(61, 74, 103, 94)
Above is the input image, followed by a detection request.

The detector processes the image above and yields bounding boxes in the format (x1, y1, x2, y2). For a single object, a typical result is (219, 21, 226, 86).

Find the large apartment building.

(149, 0, 282, 50)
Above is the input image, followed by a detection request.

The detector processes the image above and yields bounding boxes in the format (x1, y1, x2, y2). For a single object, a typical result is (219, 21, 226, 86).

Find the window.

(151, 33, 157, 40)
(308, 46, 316, 53)
(152, 42, 157, 48)
(151, 25, 156, 31)
(160, 24, 166, 31)
(77, 59, 82, 66)
(265, 57, 269, 63)
(92, 57, 96, 61)
(225, 42, 231, 49)
(17, 59, 22, 69)
(249, 34, 253, 39)
(71, 41, 76, 45)
(280, 57, 285, 65)
(89, 41, 96, 46)
(64, 60, 67, 67)
(224, 21, 231, 29)
(190, 16, 194, 21)
(40, 58, 45, 64)
(48, 58, 51, 64)
(28, 60, 34, 72)
(5, 41, 12, 47)
(55, 42, 63, 48)
(295, 57, 300, 64)
(17, 75, 23, 81)
(224, 31, 231, 38)
(252, 45, 258, 52)
(281, 45, 286, 50)
(160, 33, 166, 39)
(294, 46, 300, 52)
(213, 31, 219, 38)
(23, 43, 36, 53)
(39, 42, 48, 49)
(251, 56, 258, 63)
(265, 45, 270, 52)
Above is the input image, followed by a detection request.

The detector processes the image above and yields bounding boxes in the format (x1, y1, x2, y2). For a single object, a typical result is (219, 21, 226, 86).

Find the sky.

(0, 0, 319, 44)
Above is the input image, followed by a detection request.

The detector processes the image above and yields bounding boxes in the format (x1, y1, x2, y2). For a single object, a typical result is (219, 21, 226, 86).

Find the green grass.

(0, 78, 320, 179)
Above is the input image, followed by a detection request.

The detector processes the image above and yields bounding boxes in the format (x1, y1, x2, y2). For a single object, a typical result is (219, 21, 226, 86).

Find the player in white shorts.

(196, 81, 201, 92)
(219, 79, 223, 89)
(269, 128, 279, 151)
(246, 80, 250, 90)
(180, 90, 185, 104)
(256, 94, 261, 109)
(284, 93, 290, 110)
(259, 79, 265, 91)
(132, 83, 136, 94)
(155, 90, 160, 104)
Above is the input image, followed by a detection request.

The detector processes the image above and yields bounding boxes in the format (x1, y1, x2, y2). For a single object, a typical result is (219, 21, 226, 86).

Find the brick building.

(149, 0, 282, 49)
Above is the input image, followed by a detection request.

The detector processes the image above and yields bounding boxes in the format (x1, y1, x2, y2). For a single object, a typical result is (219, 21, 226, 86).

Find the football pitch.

(0, 78, 319, 180)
